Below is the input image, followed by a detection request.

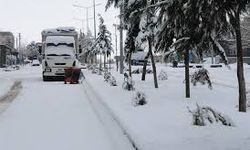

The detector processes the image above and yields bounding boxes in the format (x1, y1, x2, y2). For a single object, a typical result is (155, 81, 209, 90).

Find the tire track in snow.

(81, 80, 138, 150)
(0, 81, 22, 114)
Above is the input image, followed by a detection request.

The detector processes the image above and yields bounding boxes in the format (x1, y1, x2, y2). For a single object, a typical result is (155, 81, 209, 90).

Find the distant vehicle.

(32, 60, 40, 66)
(41, 27, 79, 81)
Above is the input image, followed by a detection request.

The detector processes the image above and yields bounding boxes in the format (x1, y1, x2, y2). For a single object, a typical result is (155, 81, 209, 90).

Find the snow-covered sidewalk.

(0, 66, 133, 150)
(84, 64, 250, 150)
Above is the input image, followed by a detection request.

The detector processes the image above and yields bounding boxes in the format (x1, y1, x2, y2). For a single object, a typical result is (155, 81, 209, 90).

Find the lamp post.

(119, 5, 124, 74)
(72, 18, 84, 32)
(73, 2, 101, 36)
(113, 24, 119, 72)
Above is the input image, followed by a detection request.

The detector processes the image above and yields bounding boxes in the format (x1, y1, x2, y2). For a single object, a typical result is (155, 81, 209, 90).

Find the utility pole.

(73, 18, 85, 32)
(119, 6, 124, 74)
(113, 24, 119, 72)
(18, 33, 22, 65)
(86, 8, 89, 31)
(93, 0, 97, 39)
(73, 3, 101, 34)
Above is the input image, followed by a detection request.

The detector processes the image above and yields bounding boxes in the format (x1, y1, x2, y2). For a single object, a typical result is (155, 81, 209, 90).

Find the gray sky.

(0, 0, 119, 45)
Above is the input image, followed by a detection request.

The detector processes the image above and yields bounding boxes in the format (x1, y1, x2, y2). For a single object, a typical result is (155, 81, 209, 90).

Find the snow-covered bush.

(191, 68, 212, 89)
(133, 91, 147, 106)
(122, 73, 135, 91)
(146, 68, 153, 74)
(104, 71, 112, 82)
(131, 68, 152, 74)
(158, 70, 168, 80)
(103, 70, 117, 86)
(109, 76, 117, 86)
(98, 68, 103, 75)
(132, 68, 141, 74)
(188, 104, 234, 126)
(91, 68, 98, 74)
(88, 65, 95, 70)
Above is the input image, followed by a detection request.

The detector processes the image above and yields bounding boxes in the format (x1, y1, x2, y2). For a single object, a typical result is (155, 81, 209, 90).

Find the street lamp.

(113, 24, 119, 72)
(73, 2, 101, 37)
(72, 18, 84, 32)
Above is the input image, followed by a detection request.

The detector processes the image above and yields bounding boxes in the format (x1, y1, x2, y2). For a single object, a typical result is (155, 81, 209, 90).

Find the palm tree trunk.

(148, 37, 158, 88)
(235, 10, 247, 112)
(141, 51, 150, 81)
(185, 48, 190, 98)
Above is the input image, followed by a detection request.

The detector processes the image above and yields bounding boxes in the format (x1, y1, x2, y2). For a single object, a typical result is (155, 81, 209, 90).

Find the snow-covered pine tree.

(93, 14, 113, 72)
(80, 30, 95, 64)
(26, 41, 40, 59)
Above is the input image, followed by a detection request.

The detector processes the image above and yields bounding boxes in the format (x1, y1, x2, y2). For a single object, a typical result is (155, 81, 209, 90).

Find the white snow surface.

(0, 66, 134, 150)
(1, 63, 250, 150)
(0, 78, 13, 98)
(84, 63, 250, 150)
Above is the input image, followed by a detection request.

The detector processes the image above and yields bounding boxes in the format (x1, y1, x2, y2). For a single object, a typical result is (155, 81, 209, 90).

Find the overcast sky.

(0, 0, 119, 46)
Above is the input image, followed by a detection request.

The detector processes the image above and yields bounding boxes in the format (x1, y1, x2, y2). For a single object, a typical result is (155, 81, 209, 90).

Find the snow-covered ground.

(84, 63, 250, 150)
(1, 63, 250, 150)
(0, 66, 134, 150)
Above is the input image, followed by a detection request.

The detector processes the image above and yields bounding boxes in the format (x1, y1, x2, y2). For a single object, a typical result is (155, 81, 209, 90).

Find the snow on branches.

(191, 68, 212, 89)
(188, 104, 234, 127)
(93, 14, 113, 56)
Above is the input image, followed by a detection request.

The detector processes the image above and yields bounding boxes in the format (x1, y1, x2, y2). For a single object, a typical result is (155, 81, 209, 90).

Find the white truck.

(41, 27, 79, 81)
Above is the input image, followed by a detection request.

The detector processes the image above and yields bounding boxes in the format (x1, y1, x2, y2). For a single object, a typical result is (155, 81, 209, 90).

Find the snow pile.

(132, 91, 147, 106)
(158, 70, 168, 80)
(191, 68, 212, 89)
(188, 104, 234, 126)
(46, 36, 75, 45)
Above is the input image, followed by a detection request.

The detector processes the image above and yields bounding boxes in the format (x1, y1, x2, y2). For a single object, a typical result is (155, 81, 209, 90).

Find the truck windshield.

(46, 43, 74, 47)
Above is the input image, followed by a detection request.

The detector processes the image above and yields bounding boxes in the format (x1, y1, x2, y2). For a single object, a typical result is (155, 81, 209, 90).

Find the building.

(219, 17, 250, 64)
(0, 32, 17, 67)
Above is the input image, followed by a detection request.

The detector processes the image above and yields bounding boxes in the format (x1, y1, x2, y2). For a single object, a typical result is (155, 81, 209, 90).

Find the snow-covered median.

(84, 64, 250, 150)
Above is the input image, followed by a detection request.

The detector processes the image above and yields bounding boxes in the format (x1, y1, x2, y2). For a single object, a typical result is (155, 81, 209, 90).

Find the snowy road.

(0, 66, 132, 150)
